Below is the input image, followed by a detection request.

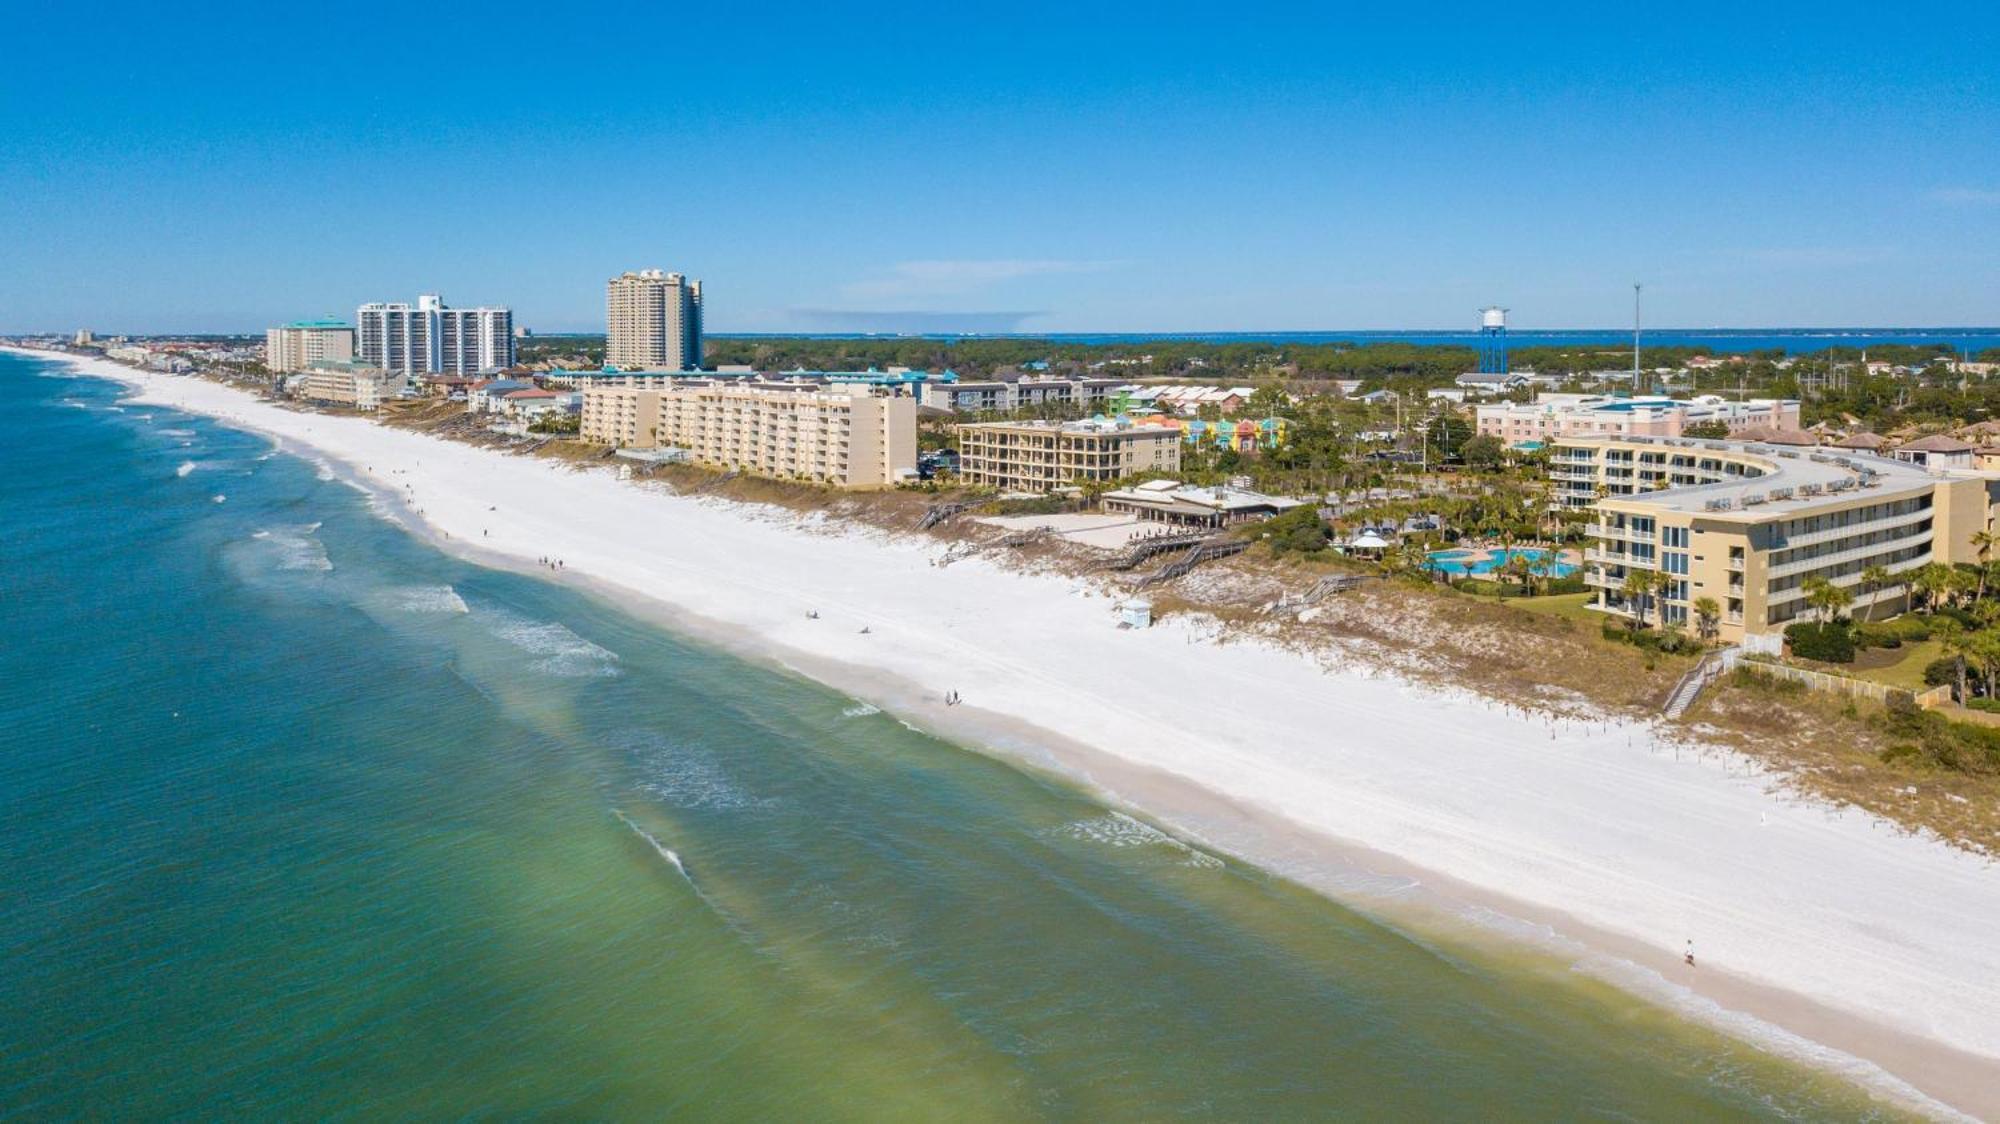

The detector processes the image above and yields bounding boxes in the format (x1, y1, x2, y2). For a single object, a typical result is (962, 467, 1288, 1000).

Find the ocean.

(0, 351, 1912, 1119)
(714, 327, 2000, 355)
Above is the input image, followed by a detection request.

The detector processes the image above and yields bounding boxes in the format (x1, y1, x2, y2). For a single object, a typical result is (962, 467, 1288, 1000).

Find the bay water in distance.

(0, 351, 1914, 1119)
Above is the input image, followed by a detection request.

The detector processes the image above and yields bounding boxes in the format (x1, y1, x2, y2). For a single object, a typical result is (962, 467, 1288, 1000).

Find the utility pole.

(1632, 283, 1643, 394)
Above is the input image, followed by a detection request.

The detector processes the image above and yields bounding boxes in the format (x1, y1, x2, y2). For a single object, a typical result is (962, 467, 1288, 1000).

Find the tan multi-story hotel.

(1561, 435, 2000, 646)
(606, 269, 703, 371)
(292, 361, 398, 411)
(955, 419, 1181, 492)
(264, 319, 355, 373)
(581, 382, 914, 488)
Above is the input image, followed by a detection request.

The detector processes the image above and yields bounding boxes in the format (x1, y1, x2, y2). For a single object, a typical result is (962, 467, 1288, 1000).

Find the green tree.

(1682, 420, 1732, 439)
(1461, 434, 1506, 470)
(1934, 618, 1974, 703)
(1620, 569, 1658, 629)
(1802, 575, 1852, 624)
(1974, 530, 1998, 600)
(1859, 564, 1891, 622)
(1913, 563, 1957, 613)
(1693, 596, 1722, 643)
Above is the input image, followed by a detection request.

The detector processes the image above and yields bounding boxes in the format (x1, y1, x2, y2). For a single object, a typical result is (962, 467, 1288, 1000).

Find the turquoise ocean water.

(0, 352, 1912, 1119)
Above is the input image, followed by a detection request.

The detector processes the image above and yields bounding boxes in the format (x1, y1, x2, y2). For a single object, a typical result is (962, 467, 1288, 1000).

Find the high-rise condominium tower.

(356, 293, 515, 376)
(606, 269, 703, 370)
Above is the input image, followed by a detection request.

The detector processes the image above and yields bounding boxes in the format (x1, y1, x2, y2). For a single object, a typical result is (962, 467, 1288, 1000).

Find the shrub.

(1933, 605, 1978, 629)
(1258, 505, 1330, 556)
(1884, 616, 1933, 642)
(1602, 622, 1703, 655)
(1852, 624, 1903, 650)
(1875, 698, 2000, 774)
(1923, 657, 1959, 689)
(1968, 698, 2000, 714)
(1543, 574, 1587, 595)
(1785, 621, 1855, 664)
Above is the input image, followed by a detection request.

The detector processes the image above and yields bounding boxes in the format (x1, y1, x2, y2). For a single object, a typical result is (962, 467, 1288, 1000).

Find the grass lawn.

(1847, 638, 1945, 690)
(1506, 592, 1600, 626)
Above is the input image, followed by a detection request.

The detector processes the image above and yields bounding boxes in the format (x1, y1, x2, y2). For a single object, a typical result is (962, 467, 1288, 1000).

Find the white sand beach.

(29, 350, 2000, 1118)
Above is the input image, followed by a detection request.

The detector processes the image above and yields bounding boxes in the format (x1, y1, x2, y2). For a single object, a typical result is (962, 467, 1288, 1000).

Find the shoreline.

(18, 348, 1999, 1119)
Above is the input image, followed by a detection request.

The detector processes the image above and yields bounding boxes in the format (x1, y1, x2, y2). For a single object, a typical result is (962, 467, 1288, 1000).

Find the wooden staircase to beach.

(1663, 647, 1739, 719)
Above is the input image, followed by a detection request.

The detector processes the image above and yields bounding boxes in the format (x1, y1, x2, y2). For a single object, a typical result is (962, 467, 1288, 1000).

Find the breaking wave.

(841, 703, 881, 718)
(1047, 812, 1225, 869)
(175, 461, 198, 477)
(616, 730, 770, 812)
(396, 584, 469, 614)
(249, 524, 332, 572)
(483, 610, 621, 678)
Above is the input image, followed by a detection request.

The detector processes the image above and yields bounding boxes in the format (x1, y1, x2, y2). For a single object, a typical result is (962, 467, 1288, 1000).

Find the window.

(1663, 552, 1689, 575)
(1662, 526, 1690, 548)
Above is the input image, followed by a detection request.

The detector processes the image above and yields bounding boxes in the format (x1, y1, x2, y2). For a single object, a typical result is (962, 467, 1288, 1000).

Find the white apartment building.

(607, 269, 703, 370)
(581, 382, 914, 488)
(1477, 393, 1801, 446)
(264, 319, 355, 373)
(357, 294, 515, 377)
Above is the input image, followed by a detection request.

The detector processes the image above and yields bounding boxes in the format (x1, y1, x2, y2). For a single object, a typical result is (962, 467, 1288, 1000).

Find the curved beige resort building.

(1556, 436, 2000, 647)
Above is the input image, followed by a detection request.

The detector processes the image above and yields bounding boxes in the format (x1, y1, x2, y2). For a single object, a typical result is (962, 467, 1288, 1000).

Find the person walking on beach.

(1684, 940, 1696, 968)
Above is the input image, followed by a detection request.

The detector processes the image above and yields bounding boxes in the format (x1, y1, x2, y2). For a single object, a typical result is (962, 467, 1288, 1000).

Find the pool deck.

(1428, 546, 1583, 574)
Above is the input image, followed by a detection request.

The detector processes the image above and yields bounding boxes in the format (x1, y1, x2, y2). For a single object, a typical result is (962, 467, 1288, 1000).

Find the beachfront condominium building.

(1562, 435, 2000, 646)
(919, 376, 1130, 415)
(955, 419, 1182, 493)
(264, 319, 355, 373)
(580, 382, 915, 488)
(357, 294, 515, 377)
(607, 269, 703, 371)
(1477, 394, 1801, 447)
(292, 360, 402, 411)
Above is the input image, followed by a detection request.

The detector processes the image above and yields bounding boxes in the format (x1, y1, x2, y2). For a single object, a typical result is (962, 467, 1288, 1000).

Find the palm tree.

(1619, 569, 1656, 630)
(1973, 629, 2000, 702)
(1935, 618, 1974, 704)
(1859, 564, 1891, 623)
(1913, 563, 1957, 614)
(1692, 596, 1722, 644)
(1974, 530, 1997, 600)
(1802, 575, 1852, 625)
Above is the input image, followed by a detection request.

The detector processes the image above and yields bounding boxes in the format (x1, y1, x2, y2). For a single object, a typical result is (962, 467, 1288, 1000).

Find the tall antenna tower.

(1477, 306, 1509, 374)
(1632, 283, 1643, 393)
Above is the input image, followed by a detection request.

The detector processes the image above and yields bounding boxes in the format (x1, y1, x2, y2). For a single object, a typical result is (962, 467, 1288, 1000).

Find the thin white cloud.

(1928, 187, 2000, 206)
(841, 259, 1122, 301)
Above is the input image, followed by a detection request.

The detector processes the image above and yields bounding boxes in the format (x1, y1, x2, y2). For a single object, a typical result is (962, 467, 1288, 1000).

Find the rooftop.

(281, 318, 353, 330)
(1567, 435, 1942, 519)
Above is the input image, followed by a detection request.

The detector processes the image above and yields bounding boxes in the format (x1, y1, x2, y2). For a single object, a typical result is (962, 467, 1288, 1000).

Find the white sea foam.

(211, 494, 227, 504)
(1050, 812, 1224, 869)
(250, 525, 333, 572)
(314, 460, 337, 482)
(619, 731, 768, 811)
(158, 427, 196, 437)
(841, 703, 881, 718)
(613, 810, 692, 882)
(395, 584, 469, 614)
(175, 460, 198, 477)
(484, 610, 621, 677)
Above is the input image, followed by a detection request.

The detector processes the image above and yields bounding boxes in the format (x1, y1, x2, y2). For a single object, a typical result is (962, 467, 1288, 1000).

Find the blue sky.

(3, 1, 1997, 334)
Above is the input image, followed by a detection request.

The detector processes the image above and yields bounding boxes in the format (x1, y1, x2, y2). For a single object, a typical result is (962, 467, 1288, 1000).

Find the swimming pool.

(1425, 547, 1577, 578)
